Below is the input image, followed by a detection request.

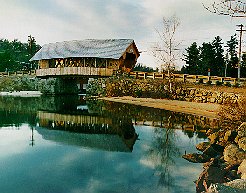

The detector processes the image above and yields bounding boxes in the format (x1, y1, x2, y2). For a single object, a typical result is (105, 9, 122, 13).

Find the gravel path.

(100, 96, 221, 118)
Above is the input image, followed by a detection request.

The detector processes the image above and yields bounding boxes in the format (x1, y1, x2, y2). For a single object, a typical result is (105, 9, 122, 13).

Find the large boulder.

(182, 153, 210, 163)
(203, 145, 220, 158)
(238, 159, 246, 179)
(224, 144, 246, 165)
(224, 130, 238, 142)
(208, 132, 219, 144)
(238, 122, 246, 131)
(235, 123, 246, 151)
(196, 142, 210, 152)
(207, 179, 246, 193)
(196, 158, 226, 192)
(238, 137, 246, 151)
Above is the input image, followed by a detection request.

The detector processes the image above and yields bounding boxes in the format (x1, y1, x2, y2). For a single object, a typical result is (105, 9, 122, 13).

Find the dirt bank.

(100, 96, 221, 118)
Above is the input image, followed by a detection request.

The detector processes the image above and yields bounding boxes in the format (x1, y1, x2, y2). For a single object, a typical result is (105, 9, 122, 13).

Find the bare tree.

(204, 0, 246, 18)
(151, 15, 181, 73)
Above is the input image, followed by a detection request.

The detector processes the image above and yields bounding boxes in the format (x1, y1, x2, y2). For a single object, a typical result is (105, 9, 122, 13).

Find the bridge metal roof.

(30, 39, 136, 61)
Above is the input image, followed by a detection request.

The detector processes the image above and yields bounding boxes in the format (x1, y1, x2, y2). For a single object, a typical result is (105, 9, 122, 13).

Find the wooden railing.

(129, 71, 246, 85)
(36, 67, 114, 77)
(0, 68, 245, 85)
(0, 70, 36, 76)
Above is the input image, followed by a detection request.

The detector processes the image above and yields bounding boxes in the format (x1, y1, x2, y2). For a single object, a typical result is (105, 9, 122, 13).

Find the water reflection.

(0, 95, 213, 193)
(37, 111, 138, 152)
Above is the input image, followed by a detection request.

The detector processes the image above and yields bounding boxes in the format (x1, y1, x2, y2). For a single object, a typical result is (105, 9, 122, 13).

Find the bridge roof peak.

(30, 39, 138, 61)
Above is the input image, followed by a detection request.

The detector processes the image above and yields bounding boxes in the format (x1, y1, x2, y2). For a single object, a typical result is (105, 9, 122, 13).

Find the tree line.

(181, 35, 246, 78)
(0, 36, 40, 72)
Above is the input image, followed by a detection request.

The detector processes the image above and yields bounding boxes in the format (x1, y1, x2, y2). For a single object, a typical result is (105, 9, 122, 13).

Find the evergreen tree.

(182, 42, 200, 74)
(241, 53, 246, 78)
(199, 42, 216, 75)
(0, 37, 40, 72)
(226, 34, 238, 78)
(212, 36, 224, 76)
(133, 63, 156, 72)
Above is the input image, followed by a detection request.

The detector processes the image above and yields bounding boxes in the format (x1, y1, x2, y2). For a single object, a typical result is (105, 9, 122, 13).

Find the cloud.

(0, 0, 245, 68)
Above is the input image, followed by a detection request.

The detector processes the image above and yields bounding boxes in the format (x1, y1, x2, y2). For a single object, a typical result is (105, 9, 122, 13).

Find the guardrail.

(0, 69, 245, 86)
(129, 71, 246, 85)
(0, 70, 36, 76)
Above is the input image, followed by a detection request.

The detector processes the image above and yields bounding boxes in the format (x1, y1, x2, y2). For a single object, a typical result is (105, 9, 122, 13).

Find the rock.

(182, 153, 210, 163)
(238, 137, 246, 151)
(208, 132, 219, 144)
(203, 145, 220, 158)
(238, 122, 246, 131)
(176, 88, 181, 94)
(225, 179, 246, 190)
(210, 97, 216, 103)
(224, 144, 246, 165)
(196, 159, 226, 192)
(235, 123, 246, 149)
(217, 99, 223, 104)
(238, 159, 246, 179)
(207, 179, 246, 193)
(211, 144, 225, 153)
(196, 142, 210, 152)
(236, 130, 246, 142)
(224, 130, 238, 142)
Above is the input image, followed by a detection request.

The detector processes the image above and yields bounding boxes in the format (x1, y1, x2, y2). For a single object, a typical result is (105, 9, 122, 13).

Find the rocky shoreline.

(183, 122, 246, 193)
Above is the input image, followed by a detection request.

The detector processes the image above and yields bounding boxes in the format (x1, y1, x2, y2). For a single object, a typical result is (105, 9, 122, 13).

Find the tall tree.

(241, 53, 246, 77)
(0, 37, 40, 72)
(151, 15, 181, 72)
(212, 36, 225, 76)
(182, 42, 200, 75)
(199, 42, 216, 75)
(226, 34, 239, 77)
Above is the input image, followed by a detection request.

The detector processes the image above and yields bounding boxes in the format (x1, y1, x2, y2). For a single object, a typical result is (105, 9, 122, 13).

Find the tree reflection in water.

(145, 115, 180, 189)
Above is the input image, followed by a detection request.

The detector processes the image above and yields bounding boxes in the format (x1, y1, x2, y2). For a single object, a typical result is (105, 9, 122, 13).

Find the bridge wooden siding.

(36, 67, 114, 77)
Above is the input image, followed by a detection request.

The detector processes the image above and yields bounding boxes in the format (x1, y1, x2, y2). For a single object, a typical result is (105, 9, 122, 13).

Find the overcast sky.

(0, 0, 245, 69)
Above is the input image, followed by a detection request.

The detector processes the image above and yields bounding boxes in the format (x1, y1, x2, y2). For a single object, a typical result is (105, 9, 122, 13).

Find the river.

(0, 95, 213, 193)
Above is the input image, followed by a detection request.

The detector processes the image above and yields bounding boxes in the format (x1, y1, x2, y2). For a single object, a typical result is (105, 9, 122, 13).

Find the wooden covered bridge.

(30, 39, 140, 77)
(30, 39, 139, 94)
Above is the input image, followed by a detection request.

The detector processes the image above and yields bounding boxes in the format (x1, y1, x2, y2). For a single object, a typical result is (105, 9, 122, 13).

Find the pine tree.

(182, 42, 200, 75)
(241, 53, 246, 78)
(199, 42, 216, 75)
(212, 36, 224, 76)
(226, 34, 238, 78)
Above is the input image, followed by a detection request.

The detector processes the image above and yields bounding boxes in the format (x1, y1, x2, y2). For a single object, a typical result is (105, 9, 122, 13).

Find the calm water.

(0, 96, 209, 193)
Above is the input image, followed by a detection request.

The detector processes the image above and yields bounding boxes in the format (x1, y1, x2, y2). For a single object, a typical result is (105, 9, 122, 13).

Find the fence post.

(220, 77, 224, 83)
(195, 75, 198, 83)
(144, 72, 147, 79)
(183, 74, 187, 83)
(162, 73, 165, 79)
(153, 72, 155, 79)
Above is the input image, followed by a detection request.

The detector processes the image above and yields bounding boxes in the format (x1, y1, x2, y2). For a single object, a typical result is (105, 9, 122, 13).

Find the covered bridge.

(30, 39, 140, 78)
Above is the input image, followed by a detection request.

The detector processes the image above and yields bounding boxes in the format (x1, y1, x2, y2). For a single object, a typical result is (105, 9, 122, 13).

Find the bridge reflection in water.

(37, 111, 138, 152)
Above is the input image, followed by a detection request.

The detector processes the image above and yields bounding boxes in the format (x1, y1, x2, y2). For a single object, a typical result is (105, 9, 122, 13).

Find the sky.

(0, 0, 245, 69)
